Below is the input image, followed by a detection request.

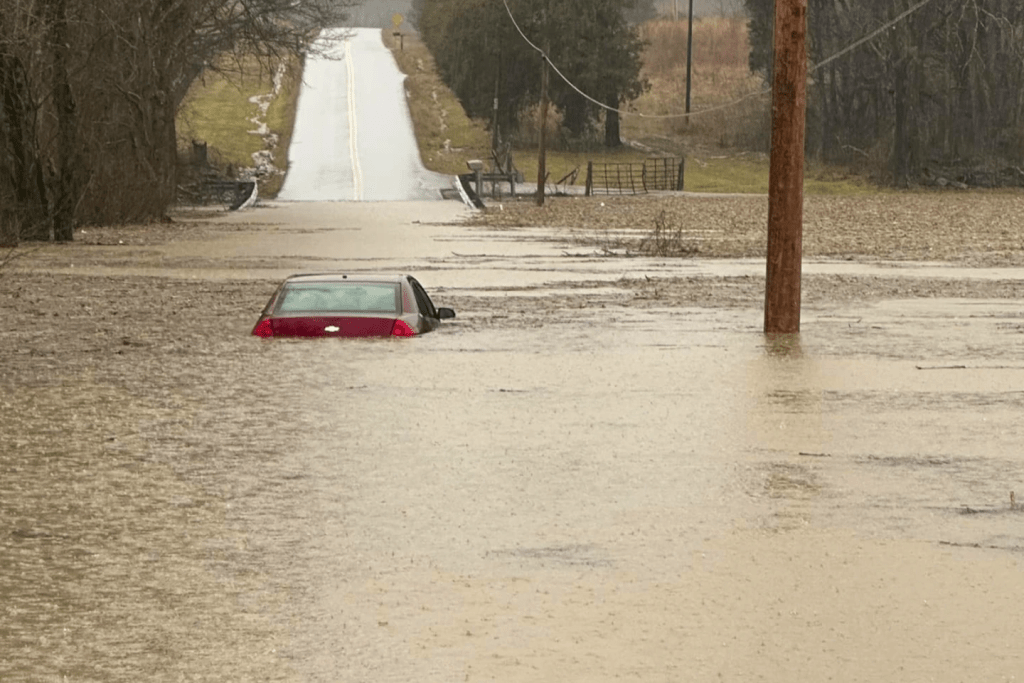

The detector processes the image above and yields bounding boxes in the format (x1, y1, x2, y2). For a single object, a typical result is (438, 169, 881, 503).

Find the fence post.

(192, 140, 208, 166)
(585, 161, 593, 196)
(677, 158, 685, 191)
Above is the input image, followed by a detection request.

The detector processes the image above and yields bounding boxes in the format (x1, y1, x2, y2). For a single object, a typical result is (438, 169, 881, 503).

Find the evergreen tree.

(417, 0, 648, 147)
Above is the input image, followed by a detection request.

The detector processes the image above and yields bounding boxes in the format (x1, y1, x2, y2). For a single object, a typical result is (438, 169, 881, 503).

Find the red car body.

(251, 273, 455, 338)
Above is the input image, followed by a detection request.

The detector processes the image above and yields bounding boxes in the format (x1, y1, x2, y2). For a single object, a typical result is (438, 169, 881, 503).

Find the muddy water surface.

(2, 202, 1023, 682)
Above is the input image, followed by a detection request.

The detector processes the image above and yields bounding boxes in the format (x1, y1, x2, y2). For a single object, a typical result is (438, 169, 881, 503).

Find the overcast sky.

(657, 0, 746, 17)
(345, 0, 745, 30)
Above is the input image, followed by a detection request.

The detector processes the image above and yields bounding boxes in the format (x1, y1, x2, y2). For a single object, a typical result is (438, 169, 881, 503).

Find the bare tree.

(750, 0, 1024, 186)
(0, 0, 50, 243)
(0, 0, 356, 242)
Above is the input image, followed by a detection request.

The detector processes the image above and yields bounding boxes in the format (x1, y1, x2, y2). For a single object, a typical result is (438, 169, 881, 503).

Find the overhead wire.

(500, 0, 943, 120)
(811, 0, 939, 72)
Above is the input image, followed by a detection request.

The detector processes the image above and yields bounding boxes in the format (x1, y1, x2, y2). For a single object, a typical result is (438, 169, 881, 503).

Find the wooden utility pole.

(684, 0, 694, 122)
(536, 45, 550, 206)
(763, 0, 808, 334)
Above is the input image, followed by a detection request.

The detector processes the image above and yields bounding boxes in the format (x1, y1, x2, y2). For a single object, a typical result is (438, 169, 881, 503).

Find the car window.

(408, 278, 437, 318)
(276, 282, 400, 313)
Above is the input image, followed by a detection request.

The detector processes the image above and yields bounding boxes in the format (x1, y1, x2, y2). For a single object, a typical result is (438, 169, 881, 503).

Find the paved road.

(277, 28, 451, 201)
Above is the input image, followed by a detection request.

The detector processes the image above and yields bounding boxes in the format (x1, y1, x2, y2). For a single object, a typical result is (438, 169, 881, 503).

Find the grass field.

(177, 56, 302, 197)
(382, 31, 492, 176)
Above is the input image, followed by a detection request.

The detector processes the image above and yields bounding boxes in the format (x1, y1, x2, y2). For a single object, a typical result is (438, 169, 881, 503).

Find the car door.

(407, 277, 440, 332)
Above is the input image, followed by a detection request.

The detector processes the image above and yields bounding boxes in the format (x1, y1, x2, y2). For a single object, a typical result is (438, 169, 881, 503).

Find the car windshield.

(276, 282, 400, 314)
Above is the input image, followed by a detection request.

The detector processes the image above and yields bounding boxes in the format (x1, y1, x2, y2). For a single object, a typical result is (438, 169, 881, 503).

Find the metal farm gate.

(584, 157, 685, 195)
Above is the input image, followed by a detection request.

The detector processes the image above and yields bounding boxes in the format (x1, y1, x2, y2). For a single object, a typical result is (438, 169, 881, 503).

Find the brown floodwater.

(2, 201, 1023, 682)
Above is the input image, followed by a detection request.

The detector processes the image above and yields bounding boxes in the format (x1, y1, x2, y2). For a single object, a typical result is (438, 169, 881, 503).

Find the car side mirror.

(436, 307, 456, 320)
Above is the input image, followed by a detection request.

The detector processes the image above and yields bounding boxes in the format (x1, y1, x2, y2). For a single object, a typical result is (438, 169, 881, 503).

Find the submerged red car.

(251, 273, 455, 338)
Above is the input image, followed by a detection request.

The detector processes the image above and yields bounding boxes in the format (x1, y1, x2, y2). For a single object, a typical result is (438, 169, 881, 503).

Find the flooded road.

(2, 201, 1023, 681)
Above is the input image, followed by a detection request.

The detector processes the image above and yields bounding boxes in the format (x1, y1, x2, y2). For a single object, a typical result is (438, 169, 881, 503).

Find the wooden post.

(536, 46, 550, 207)
(763, 0, 807, 334)
(535, 0, 551, 206)
(192, 140, 208, 166)
(585, 161, 593, 196)
(492, 47, 501, 156)
(685, 0, 694, 124)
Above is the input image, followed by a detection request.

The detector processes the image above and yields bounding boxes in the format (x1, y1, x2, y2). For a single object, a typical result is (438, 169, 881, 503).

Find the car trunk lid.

(271, 316, 397, 338)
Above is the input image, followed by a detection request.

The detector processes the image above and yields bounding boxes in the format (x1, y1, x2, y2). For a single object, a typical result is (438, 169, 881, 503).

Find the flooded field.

(2, 200, 1023, 681)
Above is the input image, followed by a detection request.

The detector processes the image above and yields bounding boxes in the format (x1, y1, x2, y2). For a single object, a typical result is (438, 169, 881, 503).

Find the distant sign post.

(392, 13, 404, 50)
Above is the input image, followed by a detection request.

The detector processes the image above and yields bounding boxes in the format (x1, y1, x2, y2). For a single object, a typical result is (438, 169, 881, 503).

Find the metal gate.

(584, 157, 685, 195)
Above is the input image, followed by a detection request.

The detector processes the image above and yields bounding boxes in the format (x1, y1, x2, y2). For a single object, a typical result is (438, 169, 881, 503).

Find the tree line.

(411, 0, 653, 150)
(746, 0, 1024, 187)
(0, 0, 353, 244)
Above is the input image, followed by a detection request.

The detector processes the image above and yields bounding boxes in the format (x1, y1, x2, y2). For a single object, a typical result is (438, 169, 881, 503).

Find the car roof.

(283, 273, 409, 284)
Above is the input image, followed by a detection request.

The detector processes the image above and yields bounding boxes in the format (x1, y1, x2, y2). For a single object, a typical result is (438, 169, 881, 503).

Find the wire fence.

(584, 157, 685, 195)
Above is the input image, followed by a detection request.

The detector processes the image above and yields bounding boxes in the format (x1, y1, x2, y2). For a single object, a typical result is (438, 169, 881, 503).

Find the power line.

(501, 0, 943, 121)
(811, 0, 938, 72)
(501, 0, 621, 114)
